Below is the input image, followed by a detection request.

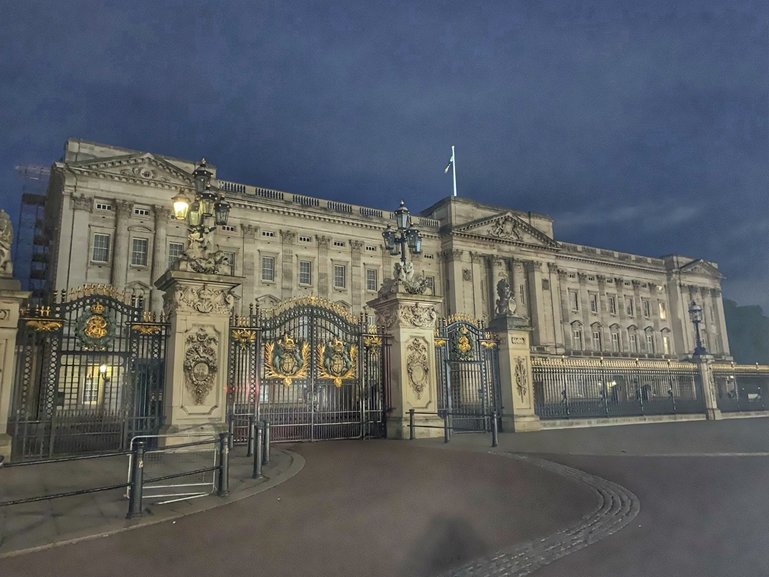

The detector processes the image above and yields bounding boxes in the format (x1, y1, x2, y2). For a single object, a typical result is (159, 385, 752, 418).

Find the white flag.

(444, 150, 454, 174)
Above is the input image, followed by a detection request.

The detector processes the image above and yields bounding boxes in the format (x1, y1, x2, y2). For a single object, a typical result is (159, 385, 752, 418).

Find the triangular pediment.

(679, 259, 723, 279)
(453, 211, 560, 249)
(67, 153, 193, 187)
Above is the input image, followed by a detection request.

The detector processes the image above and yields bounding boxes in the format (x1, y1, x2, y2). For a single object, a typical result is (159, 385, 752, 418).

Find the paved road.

(532, 453, 769, 577)
(0, 441, 595, 577)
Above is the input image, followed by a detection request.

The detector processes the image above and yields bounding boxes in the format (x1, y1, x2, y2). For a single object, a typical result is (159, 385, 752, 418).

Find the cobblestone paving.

(442, 453, 640, 577)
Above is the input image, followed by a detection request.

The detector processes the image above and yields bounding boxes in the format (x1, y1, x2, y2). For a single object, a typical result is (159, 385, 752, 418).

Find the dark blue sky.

(2, 1, 767, 311)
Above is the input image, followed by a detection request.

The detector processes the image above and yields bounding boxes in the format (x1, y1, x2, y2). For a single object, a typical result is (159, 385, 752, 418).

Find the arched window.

(591, 322, 602, 351)
(609, 324, 621, 352)
(570, 321, 583, 350)
(627, 325, 638, 354)
(661, 328, 672, 355)
(644, 327, 655, 354)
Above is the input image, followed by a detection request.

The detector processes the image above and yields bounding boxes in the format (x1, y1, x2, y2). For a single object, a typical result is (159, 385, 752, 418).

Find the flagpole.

(451, 145, 457, 197)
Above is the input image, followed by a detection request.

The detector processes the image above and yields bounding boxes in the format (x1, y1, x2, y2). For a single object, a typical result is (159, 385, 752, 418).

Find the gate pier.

(489, 315, 541, 432)
(368, 288, 443, 439)
(155, 269, 242, 444)
(0, 277, 30, 460)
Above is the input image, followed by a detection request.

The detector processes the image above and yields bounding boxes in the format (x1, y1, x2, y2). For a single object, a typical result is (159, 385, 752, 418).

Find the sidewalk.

(0, 445, 303, 558)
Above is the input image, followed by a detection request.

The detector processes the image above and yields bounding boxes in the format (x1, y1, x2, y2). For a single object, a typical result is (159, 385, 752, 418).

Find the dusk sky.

(2, 1, 767, 311)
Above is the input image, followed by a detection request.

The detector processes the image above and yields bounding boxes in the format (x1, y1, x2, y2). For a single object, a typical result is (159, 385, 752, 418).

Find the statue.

(0, 209, 13, 276)
(495, 278, 517, 316)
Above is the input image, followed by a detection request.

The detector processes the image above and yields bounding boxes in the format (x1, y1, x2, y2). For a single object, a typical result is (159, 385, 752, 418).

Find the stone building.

(43, 138, 730, 360)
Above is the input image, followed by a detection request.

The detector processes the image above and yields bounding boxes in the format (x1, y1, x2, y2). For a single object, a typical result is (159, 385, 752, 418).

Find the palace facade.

(44, 139, 730, 360)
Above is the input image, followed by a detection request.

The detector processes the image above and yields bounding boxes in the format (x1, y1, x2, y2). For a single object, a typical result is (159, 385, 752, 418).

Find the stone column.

(524, 260, 544, 347)
(65, 194, 92, 289)
(150, 206, 171, 313)
(155, 269, 244, 444)
(712, 288, 729, 355)
(547, 263, 565, 353)
(350, 240, 364, 311)
(0, 277, 31, 460)
(694, 353, 722, 420)
(469, 252, 486, 321)
(368, 287, 444, 439)
(489, 315, 541, 432)
(280, 230, 296, 300)
(111, 200, 132, 288)
(317, 235, 330, 298)
(442, 249, 465, 317)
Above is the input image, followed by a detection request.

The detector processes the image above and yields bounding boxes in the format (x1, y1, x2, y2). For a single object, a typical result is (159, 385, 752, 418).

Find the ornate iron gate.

(11, 285, 167, 460)
(247, 297, 387, 442)
(435, 316, 501, 431)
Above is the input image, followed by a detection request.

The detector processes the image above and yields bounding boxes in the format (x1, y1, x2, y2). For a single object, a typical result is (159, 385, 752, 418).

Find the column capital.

(115, 199, 132, 218)
(316, 235, 331, 248)
(71, 193, 91, 212)
(280, 229, 296, 243)
(350, 240, 365, 251)
(154, 206, 172, 223)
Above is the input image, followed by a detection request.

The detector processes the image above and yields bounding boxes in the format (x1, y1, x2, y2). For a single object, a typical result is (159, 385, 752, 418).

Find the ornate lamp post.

(383, 200, 422, 263)
(170, 159, 231, 274)
(688, 300, 707, 356)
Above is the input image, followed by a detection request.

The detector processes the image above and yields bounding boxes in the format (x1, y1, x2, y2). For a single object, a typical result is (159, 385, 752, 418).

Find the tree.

(723, 299, 769, 364)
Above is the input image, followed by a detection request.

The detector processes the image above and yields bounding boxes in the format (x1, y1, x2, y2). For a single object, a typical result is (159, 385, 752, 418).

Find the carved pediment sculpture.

(67, 152, 194, 189)
(453, 212, 560, 250)
(0, 209, 13, 276)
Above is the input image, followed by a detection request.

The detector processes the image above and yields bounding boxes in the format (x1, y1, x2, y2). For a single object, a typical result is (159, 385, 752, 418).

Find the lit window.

(658, 301, 667, 320)
(262, 256, 275, 282)
(662, 334, 671, 355)
(92, 234, 111, 263)
(131, 238, 149, 266)
(366, 269, 378, 291)
(168, 242, 185, 267)
(299, 260, 312, 285)
(334, 264, 346, 289)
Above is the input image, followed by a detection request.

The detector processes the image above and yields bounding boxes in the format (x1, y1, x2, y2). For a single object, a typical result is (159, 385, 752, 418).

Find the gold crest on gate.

(264, 333, 310, 386)
(317, 337, 357, 387)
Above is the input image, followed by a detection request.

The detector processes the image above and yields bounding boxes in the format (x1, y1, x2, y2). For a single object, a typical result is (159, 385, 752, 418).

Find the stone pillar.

(350, 240, 364, 311)
(150, 206, 171, 313)
(65, 194, 92, 289)
(317, 235, 330, 299)
(280, 230, 296, 299)
(712, 288, 730, 355)
(442, 249, 465, 317)
(694, 354, 722, 420)
(368, 288, 444, 439)
(489, 315, 541, 432)
(155, 269, 243, 444)
(547, 263, 564, 353)
(111, 200, 132, 288)
(0, 278, 30, 460)
(524, 261, 544, 346)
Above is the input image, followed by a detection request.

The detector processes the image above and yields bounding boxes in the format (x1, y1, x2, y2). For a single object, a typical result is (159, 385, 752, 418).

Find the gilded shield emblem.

(317, 337, 356, 387)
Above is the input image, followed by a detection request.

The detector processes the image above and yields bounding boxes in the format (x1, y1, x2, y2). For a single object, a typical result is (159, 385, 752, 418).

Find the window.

(133, 207, 150, 217)
(366, 268, 378, 291)
(223, 251, 236, 275)
(542, 279, 550, 290)
(168, 242, 185, 267)
(519, 284, 526, 305)
(569, 289, 579, 312)
(334, 264, 346, 289)
(625, 296, 634, 316)
(95, 202, 112, 212)
(333, 240, 346, 248)
(589, 292, 599, 313)
(130, 238, 148, 266)
(299, 260, 312, 285)
(365, 245, 377, 252)
(92, 233, 111, 263)
(645, 331, 655, 354)
(608, 294, 617, 315)
(611, 330, 620, 352)
(628, 331, 638, 353)
(642, 298, 651, 318)
(658, 301, 667, 320)
(298, 235, 312, 243)
(262, 256, 276, 282)
(662, 334, 671, 355)
(572, 324, 583, 350)
(262, 231, 275, 238)
(592, 329, 602, 351)
(220, 225, 236, 232)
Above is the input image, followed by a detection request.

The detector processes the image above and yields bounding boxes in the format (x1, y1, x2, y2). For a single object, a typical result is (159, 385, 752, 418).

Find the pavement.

(0, 416, 768, 576)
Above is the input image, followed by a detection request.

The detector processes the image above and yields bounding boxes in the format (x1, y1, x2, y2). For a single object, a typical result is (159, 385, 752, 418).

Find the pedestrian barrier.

(407, 409, 498, 447)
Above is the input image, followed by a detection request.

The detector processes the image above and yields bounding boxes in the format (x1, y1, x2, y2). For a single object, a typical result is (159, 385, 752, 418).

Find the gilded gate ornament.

(75, 301, 115, 350)
(183, 328, 219, 405)
(264, 333, 310, 386)
(317, 337, 357, 387)
(451, 325, 475, 360)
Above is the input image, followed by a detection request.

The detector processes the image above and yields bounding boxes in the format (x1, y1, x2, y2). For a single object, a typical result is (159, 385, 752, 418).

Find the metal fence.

(713, 363, 769, 413)
(532, 356, 705, 419)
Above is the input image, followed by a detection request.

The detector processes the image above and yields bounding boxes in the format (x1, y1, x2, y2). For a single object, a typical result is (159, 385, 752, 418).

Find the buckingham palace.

(43, 138, 729, 361)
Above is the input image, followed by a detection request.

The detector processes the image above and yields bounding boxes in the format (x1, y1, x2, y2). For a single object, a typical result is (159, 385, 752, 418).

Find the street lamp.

(688, 300, 707, 356)
(170, 158, 231, 274)
(382, 200, 422, 263)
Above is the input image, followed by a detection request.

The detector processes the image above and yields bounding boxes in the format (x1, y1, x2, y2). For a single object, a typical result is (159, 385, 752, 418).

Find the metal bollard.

(247, 415, 256, 457)
(491, 411, 499, 448)
(252, 424, 264, 479)
(409, 409, 415, 440)
(126, 440, 145, 519)
(262, 420, 271, 465)
(228, 416, 235, 450)
(218, 432, 230, 497)
(443, 412, 451, 444)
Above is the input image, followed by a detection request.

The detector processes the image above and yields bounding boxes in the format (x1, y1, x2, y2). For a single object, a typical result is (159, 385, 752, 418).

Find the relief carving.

(514, 356, 528, 402)
(183, 328, 218, 405)
(488, 214, 522, 241)
(165, 284, 238, 317)
(0, 209, 12, 276)
(406, 337, 430, 400)
(399, 303, 437, 328)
